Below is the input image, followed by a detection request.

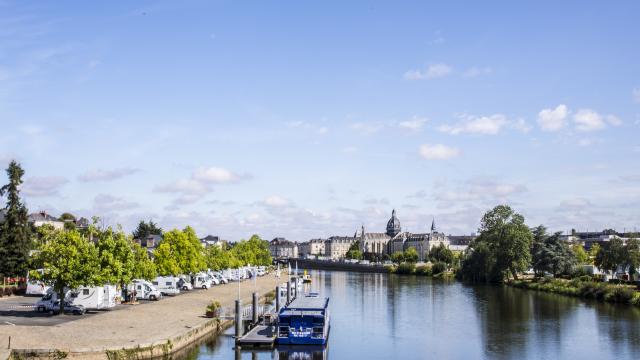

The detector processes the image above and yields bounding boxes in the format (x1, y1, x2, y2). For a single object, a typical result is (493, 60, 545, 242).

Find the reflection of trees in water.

(469, 284, 533, 359)
(593, 300, 640, 354)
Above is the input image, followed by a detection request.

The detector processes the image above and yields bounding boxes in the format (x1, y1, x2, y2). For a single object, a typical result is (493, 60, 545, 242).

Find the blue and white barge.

(277, 294, 330, 345)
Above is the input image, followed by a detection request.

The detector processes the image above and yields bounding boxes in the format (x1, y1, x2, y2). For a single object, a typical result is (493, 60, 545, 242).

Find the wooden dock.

(237, 324, 276, 347)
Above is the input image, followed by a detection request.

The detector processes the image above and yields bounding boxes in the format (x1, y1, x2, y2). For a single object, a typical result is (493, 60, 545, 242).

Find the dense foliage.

(531, 226, 576, 277)
(460, 205, 532, 283)
(132, 220, 163, 239)
(345, 241, 363, 260)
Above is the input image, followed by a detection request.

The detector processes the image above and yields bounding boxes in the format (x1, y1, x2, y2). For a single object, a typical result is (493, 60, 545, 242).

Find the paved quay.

(0, 274, 282, 359)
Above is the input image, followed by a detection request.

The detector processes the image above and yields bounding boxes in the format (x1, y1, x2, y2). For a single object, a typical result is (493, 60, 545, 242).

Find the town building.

(28, 211, 65, 230)
(269, 237, 298, 259)
(358, 210, 449, 261)
(448, 234, 477, 252)
(200, 235, 225, 248)
(134, 234, 162, 250)
(325, 236, 356, 260)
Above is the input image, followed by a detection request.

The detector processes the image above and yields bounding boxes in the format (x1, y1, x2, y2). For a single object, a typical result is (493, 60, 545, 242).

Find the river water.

(178, 270, 640, 360)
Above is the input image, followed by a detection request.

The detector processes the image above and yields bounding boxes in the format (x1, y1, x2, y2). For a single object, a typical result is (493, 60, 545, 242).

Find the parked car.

(50, 301, 86, 315)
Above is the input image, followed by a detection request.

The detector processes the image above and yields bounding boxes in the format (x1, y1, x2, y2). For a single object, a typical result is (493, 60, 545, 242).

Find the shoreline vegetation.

(508, 277, 640, 306)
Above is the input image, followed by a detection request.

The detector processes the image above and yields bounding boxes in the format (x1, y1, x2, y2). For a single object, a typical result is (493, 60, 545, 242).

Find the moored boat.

(277, 293, 330, 345)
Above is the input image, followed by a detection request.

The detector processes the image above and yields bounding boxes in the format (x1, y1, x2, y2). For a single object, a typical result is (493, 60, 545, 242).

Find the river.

(178, 270, 640, 360)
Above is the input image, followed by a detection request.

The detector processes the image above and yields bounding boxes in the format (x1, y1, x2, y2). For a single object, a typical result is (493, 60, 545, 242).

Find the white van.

(193, 273, 213, 289)
(177, 276, 193, 291)
(69, 285, 117, 310)
(26, 280, 50, 296)
(152, 276, 181, 296)
(26, 269, 50, 296)
(209, 271, 228, 284)
(130, 280, 162, 300)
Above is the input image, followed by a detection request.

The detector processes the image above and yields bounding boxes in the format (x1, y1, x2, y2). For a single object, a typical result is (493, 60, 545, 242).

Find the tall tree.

(30, 229, 100, 315)
(460, 205, 532, 282)
(430, 243, 454, 264)
(132, 220, 163, 239)
(595, 237, 626, 275)
(403, 247, 419, 263)
(0, 161, 32, 277)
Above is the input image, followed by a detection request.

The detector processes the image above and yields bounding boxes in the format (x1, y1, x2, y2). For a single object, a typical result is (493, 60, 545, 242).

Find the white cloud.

(350, 122, 385, 134)
(192, 166, 243, 184)
(418, 144, 460, 160)
(398, 116, 428, 132)
(404, 63, 452, 80)
(633, 88, 640, 103)
(285, 121, 329, 135)
(78, 167, 140, 182)
(341, 146, 358, 154)
(154, 166, 248, 201)
(463, 66, 492, 78)
(537, 104, 568, 132)
(438, 114, 508, 135)
(21, 176, 68, 197)
(573, 109, 606, 132)
(605, 114, 622, 127)
(434, 178, 527, 208)
(93, 194, 139, 213)
(264, 195, 289, 207)
(511, 118, 532, 133)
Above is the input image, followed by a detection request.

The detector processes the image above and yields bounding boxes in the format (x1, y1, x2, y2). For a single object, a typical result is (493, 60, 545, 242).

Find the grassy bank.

(384, 262, 455, 279)
(509, 277, 640, 306)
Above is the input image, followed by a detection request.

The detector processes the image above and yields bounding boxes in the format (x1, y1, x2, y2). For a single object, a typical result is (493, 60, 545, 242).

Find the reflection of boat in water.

(278, 294, 330, 345)
(276, 345, 328, 360)
(302, 270, 312, 283)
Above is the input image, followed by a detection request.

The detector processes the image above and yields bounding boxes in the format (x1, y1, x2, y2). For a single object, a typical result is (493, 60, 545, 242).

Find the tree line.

(459, 205, 640, 283)
(0, 161, 272, 307)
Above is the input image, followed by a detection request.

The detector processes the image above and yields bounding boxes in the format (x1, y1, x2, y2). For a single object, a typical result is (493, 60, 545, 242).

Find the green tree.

(430, 243, 454, 264)
(95, 227, 136, 287)
(131, 243, 156, 280)
(459, 240, 497, 282)
(391, 251, 405, 264)
(346, 241, 362, 260)
(460, 205, 532, 282)
(588, 243, 601, 264)
(0, 161, 32, 277)
(153, 227, 205, 275)
(403, 247, 419, 263)
(572, 244, 589, 265)
(30, 229, 100, 315)
(231, 234, 272, 266)
(132, 220, 163, 239)
(625, 237, 640, 278)
(595, 237, 626, 276)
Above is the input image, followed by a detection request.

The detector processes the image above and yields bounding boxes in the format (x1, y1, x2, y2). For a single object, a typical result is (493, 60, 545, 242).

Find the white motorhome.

(26, 279, 50, 296)
(193, 273, 213, 289)
(152, 276, 181, 296)
(26, 269, 50, 296)
(69, 285, 117, 310)
(130, 280, 162, 301)
(209, 271, 228, 284)
(177, 277, 193, 291)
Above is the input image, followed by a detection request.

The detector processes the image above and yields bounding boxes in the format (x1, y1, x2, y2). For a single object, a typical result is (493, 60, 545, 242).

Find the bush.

(396, 263, 416, 275)
(415, 265, 432, 276)
(384, 265, 396, 274)
(604, 286, 635, 303)
(432, 262, 447, 275)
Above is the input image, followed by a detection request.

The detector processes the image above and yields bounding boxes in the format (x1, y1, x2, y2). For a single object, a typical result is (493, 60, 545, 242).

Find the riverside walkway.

(0, 274, 280, 360)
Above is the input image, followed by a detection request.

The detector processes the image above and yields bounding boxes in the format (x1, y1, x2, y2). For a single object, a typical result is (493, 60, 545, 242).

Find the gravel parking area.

(0, 274, 281, 359)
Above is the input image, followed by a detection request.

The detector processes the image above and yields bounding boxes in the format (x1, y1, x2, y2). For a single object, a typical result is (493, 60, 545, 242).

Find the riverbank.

(0, 274, 280, 360)
(509, 277, 640, 306)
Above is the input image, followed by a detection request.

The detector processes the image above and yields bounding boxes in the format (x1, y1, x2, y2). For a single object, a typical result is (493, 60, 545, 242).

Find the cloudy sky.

(1, 1, 639, 241)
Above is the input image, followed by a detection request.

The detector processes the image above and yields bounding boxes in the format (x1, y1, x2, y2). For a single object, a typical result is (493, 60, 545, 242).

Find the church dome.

(386, 209, 401, 236)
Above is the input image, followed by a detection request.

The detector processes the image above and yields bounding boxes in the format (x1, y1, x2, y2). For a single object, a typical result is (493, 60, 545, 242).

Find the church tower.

(386, 209, 401, 237)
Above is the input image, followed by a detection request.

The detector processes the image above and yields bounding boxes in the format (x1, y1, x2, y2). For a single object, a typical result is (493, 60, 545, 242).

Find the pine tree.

(0, 161, 32, 277)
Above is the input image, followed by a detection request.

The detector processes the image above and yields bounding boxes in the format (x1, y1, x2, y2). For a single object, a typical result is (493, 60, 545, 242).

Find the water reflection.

(180, 270, 640, 360)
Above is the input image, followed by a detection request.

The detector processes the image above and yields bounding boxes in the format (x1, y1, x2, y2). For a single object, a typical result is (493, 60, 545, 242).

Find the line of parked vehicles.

(27, 266, 269, 315)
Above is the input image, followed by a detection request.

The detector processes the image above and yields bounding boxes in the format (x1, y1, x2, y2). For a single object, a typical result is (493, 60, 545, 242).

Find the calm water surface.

(179, 270, 640, 360)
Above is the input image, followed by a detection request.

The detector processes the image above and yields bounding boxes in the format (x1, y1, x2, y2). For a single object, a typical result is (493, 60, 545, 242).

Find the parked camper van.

(68, 285, 117, 310)
(193, 273, 213, 289)
(152, 276, 181, 296)
(130, 280, 162, 300)
(26, 269, 50, 296)
(209, 271, 228, 284)
(177, 277, 193, 291)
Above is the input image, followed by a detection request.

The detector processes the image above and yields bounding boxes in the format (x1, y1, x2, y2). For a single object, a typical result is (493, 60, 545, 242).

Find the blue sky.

(1, 0, 639, 241)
